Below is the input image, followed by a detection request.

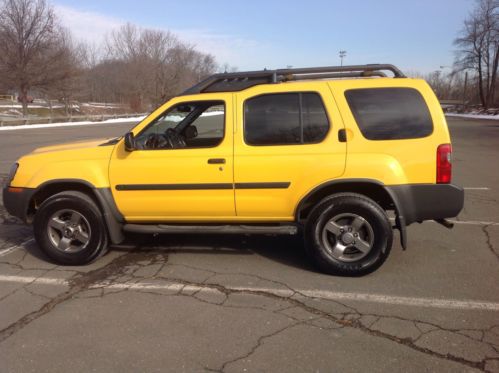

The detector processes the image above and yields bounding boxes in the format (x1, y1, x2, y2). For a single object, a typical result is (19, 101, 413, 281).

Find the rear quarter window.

(345, 88, 433, 140)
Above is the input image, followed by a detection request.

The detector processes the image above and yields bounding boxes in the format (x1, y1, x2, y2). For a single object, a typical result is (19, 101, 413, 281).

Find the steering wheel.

(144, 129, 187, 149)
(164, 128, 186, 148)
(144, 133, 167, 149)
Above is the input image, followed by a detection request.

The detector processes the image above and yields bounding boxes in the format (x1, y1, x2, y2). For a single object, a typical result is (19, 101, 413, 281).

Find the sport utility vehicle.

(3, 64, 464, 275)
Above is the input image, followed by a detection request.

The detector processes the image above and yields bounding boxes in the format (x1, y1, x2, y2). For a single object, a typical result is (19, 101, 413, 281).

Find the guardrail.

(0, 113, 147, 127)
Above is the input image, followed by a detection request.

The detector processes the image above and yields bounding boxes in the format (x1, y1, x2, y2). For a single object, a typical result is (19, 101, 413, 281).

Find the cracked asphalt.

(0, 117, 498, 372)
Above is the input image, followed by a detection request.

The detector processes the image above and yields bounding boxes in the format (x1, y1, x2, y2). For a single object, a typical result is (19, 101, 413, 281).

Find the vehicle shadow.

(20, 232, 316, 273)
(112, 233, 316, 273)
(22, 238, 52, 262)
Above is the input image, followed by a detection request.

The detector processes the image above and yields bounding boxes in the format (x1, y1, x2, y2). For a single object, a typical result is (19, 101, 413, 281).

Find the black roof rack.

(181, 64, 406, 95)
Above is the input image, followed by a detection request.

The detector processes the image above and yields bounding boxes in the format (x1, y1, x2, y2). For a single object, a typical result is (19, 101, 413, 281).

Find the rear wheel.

(305, 193, 392, 276)
(34, 191, 108, 265)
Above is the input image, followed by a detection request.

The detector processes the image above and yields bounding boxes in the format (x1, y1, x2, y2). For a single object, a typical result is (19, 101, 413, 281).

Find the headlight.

(5, 163, 19, 187)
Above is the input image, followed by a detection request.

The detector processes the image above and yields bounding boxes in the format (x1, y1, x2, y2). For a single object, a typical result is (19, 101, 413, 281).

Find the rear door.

(234, 83, 346, 220)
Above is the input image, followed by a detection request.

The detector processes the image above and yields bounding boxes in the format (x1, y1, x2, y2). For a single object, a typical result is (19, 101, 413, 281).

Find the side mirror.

(124, 132, 135, 152)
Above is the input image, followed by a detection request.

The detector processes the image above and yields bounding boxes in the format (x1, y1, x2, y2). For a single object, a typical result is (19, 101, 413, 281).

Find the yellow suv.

(3, 64, 464, 275)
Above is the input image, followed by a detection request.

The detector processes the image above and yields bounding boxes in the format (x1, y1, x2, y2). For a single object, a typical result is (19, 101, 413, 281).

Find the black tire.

(305, 193, 392, 276)
(33, 191, 108, 265)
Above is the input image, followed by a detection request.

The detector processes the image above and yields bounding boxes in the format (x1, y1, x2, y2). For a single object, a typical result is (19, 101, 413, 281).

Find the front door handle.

(208, 158, 226, 164)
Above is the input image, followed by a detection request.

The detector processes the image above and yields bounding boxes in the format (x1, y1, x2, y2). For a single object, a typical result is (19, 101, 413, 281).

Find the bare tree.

(454, 0, 499, 108)
(42, 35, 87, 115)
(105, 23, 176, 109)
(104, 23, 217, 110)
(0, 0, 75, 115)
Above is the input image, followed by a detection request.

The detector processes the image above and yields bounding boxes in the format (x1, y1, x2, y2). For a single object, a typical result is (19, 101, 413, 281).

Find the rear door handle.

(338, 129, 347, 142)
(208, 158, 226, 164)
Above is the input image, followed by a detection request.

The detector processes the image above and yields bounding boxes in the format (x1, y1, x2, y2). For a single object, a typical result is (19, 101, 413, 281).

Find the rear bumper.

(385, 184, 464, 226)
(2, 186, 35, 222)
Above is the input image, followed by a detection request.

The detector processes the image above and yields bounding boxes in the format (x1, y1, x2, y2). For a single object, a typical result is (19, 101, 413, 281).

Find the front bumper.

(2, 186, 35, 222)
(385, 183, 464, 226)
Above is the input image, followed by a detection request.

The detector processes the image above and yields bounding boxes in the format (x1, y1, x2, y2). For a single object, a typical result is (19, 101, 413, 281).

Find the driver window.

(135, 100, 225, 150)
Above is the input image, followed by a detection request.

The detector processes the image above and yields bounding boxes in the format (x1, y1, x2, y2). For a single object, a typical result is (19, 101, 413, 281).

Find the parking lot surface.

(0, 117, 498, 372)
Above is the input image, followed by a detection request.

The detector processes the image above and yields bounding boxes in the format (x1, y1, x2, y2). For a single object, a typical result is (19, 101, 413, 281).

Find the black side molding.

(116, 182, 291, 191)
(116, 183, 233, 191)
(235, 182, 290, 189)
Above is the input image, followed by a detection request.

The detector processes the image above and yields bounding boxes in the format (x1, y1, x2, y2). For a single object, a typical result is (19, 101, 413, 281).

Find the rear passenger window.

(345, 88, 433, 140)
(244, 92, 329, 145)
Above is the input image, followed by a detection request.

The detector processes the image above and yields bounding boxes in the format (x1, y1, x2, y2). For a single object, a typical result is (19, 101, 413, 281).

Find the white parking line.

(448, 219, 499, 226)
(0, 275, 66, 285)
(0, 274, 498, 311)
(0, 238, 34, 257)
(463, 187, 491, 190)
(299, 289, 499, 311)
(388, 218, 499, 226)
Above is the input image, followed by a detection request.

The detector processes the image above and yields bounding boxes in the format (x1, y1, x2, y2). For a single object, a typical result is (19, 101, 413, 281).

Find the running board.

(123, 224, 299, 235)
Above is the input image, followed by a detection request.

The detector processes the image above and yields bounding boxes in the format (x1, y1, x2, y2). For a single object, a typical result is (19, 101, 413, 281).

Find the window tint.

(244, 93, 329, 145)
(345, 88, 433, 140)
(302, 93, 330, 142)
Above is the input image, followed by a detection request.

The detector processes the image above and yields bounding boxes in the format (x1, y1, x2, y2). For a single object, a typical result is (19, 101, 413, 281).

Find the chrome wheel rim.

(321, 213, 374, 263)
(47, 209, 91, 253)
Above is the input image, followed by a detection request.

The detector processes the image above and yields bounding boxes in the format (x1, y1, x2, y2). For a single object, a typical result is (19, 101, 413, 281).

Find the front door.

(109, 94, 235, 222)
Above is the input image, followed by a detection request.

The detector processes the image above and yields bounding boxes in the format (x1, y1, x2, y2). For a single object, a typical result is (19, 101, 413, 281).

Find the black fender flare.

(295, 178, 407, 249)
(31, 179, 125, 244)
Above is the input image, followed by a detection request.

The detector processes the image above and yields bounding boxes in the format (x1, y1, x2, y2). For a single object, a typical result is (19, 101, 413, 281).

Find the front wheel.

(34, 191, 108, 265)
(305, 193, 393, 276)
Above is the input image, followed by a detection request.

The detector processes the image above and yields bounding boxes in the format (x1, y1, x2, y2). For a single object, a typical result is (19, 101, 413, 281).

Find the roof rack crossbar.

(275, 64, 404, 77)
(181, 64, 405, 95)
(283, 71, 387, 81)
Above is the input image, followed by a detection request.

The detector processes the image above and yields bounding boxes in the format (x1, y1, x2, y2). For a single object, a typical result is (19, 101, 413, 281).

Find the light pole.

(339, 50, 347, 66)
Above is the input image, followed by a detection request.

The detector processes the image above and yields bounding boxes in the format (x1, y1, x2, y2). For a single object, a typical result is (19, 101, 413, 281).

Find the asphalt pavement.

(0, 117, 498, 372)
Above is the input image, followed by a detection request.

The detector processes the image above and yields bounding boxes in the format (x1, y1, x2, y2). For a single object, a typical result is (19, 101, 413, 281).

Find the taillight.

(436, 144, 452, 184)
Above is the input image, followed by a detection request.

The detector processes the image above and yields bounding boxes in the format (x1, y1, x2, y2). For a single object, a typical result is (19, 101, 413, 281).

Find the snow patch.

(0, 116, 146, 131)
(165, 111, 223, 123)
(446, 113, 499, 120)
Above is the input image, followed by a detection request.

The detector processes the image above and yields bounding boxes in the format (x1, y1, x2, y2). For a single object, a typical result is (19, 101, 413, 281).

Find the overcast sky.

(53, 0, 475, 73)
